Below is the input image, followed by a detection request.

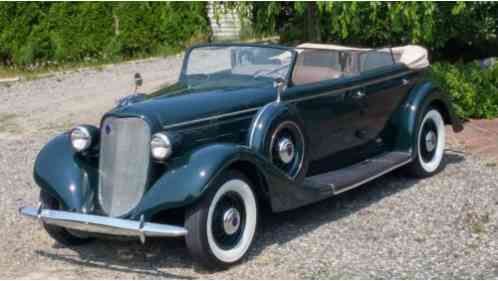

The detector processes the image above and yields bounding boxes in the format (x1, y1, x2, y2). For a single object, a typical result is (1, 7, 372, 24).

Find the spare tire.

(249, 103, 310, 182)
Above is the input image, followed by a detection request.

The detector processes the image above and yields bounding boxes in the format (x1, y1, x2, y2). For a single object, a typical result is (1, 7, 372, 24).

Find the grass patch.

(464, 210, 490, 235)
(485, 161, 497, 167)
(0, 113, 20, 133)
(0, 36, 275, 81)
(0, 113, 17, 122)
(0, 46, 182, 81)
(0, 59, 128, 81)
(300, 261, 354, 280)
(0, 68, 20, 80)
(38, 119, 76, 135)
(471, 222, 486, 234)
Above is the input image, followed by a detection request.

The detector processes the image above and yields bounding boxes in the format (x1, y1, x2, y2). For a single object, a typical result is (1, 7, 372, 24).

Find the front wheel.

(185, 170, 258, 269)
(406, 108, 446, 177)
(39, 190, 94, 246)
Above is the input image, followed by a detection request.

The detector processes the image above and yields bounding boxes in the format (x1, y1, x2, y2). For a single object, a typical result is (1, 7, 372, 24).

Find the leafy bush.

(429, 62, 498, 119)
(230, 2, 498, 62)
(0, 2, 209, 66)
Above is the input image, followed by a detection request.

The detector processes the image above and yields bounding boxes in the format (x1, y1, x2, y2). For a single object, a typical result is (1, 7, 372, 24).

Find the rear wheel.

(406, 107, 446, 177)
(39, 190, 93, 246)
(185, 170, 258, 269)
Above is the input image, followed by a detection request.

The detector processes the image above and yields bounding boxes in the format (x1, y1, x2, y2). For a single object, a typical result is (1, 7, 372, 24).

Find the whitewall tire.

(185, 170, 258, 269)
(406, 107, 446, 177)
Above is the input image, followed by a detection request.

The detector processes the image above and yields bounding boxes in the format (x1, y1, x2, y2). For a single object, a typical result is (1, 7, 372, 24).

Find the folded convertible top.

(296, 43, 429, 70)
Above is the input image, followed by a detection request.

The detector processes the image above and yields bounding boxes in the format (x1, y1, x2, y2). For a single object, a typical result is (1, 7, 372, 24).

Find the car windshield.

(182, 45, 293, 88)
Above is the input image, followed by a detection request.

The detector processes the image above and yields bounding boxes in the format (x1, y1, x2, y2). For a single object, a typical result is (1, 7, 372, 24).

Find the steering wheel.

(189, 73, 210, 80)
(252, 64, 290, 80)
(238, 50, 255, 65)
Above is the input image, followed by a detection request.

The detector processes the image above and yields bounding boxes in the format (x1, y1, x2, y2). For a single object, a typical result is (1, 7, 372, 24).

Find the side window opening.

(358, 49, 396, 72)
(292, 49, 355, 86)
(290, 46, 414, 86)
(291, 44, 429, 87)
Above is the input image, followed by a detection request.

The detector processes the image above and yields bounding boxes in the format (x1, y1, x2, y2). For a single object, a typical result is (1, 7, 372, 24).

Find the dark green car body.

(32, 43, 463, 224)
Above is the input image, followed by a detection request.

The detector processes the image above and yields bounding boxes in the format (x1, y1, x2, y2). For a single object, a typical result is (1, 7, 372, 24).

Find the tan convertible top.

(296, 43, 429, 70)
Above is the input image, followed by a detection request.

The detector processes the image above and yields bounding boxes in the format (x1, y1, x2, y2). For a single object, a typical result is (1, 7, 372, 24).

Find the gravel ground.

(1, 56, 497, 279)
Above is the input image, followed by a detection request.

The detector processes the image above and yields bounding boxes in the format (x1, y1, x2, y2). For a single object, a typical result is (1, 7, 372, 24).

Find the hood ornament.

(134, 72, 143, 94)
(114, 73, 146, 108)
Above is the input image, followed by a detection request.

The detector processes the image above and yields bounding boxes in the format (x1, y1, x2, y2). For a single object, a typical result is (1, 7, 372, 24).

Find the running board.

(304, 151, 412, 195)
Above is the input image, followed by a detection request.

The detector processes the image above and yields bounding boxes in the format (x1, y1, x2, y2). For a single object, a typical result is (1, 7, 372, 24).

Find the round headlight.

(70, 126, 92, 152)
(151, 133, 172, 160)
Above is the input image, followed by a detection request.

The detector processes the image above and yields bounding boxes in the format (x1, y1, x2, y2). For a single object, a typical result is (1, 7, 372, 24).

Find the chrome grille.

(98, 117, 150, 217)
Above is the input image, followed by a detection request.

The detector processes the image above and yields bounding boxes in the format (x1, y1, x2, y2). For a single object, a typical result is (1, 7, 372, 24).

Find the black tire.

(39, 190, 93, 246)
(185, 170, 258, 270)
(405, 107, 446, 178)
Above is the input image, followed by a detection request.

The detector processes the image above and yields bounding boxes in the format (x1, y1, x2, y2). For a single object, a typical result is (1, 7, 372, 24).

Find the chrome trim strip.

(332, 157, 413, 195)
(20, 207, 187, 242)
(179, 114, 254, 133)
(287, 70, 415, 103)
(248, 102, 275, 147)
(161, 70, 416, 131)
(162, 107, 261, 130)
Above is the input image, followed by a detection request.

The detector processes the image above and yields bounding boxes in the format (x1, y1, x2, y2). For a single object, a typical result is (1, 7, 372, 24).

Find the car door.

(284, 49, 364, 175)
(355, 50, 414, 149)
(291, 85, 359, 155)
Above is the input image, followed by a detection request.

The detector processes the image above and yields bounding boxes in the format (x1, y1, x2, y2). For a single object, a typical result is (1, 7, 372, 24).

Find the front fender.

(132, 142, 326, 219)
(392, 81, 463, 153)
(33, 133, 97, 211)
(132, 144, 267, 219)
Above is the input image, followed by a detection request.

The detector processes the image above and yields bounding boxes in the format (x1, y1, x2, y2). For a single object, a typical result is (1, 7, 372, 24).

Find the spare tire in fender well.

(247, 102, 310, 182)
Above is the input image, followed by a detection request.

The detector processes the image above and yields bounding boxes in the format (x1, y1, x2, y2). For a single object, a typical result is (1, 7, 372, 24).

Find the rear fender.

(392, 81, 463, 153)
(33, 133, 97, 211)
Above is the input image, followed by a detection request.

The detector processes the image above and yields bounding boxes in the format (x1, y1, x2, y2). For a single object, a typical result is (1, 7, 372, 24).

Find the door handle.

(351, 90, 365, 100)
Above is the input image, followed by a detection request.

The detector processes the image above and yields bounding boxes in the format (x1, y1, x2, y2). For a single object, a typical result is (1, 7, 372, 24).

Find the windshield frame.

(179, 43, 297, 86)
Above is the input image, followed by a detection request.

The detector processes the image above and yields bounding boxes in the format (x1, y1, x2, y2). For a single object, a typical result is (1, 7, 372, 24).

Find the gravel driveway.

(1, 56, 497, 279)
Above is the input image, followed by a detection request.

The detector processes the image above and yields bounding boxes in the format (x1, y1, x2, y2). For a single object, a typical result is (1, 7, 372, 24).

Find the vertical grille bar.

(98, 117, 150, 217)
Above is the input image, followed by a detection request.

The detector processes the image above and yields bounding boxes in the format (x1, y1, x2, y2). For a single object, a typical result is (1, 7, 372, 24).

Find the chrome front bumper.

(20, 206, 187, 243)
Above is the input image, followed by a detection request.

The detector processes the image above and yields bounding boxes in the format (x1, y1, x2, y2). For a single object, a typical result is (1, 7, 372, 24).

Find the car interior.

(292, 43, 428, 85)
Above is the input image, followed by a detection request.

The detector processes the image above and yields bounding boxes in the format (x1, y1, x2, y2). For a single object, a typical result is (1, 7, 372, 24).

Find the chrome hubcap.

(425, 131, 437, 152)
(222, 207, 241, 235)
(277, 137, 295, 164)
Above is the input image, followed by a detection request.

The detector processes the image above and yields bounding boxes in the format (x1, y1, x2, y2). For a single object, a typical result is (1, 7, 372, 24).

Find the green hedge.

(236, 2, 498, 119)
(243, 2, 498, 62)
(0, 2, 209, 66)
(429, 62, 498, 119)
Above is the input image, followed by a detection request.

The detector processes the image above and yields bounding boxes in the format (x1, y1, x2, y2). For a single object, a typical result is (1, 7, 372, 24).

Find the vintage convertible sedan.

(21, 43, 463, 269)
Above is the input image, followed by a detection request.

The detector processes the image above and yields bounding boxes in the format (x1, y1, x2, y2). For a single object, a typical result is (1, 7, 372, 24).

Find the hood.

(106, 83, 276, 131)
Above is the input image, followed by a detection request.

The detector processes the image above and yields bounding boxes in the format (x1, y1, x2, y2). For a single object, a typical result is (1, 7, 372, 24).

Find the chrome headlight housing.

(151, 132, 172, 160)
(70, 125, 95, 152)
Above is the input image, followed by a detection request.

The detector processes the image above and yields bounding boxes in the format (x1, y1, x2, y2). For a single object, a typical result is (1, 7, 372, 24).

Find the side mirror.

(134, 73, 143, 93)
(274, 77, 286, 103)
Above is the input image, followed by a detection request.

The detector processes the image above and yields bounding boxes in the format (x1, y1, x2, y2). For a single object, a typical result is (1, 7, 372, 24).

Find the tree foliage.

(0, 2, 209, 66)
(430, 62, 498, 119)
(215, 1, 498, 119)
(230, 2, 497, 62)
